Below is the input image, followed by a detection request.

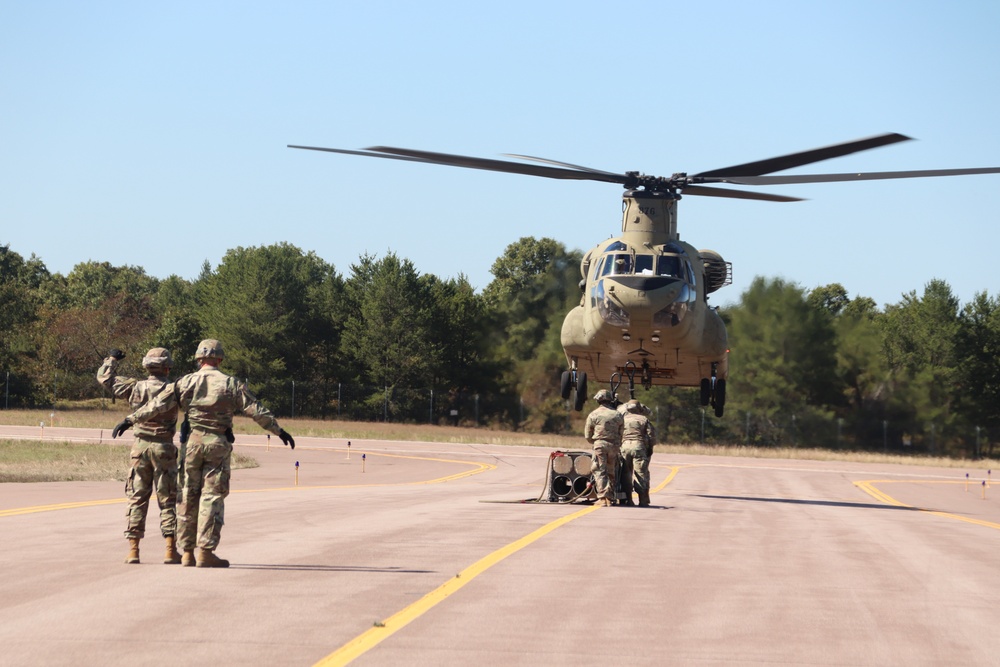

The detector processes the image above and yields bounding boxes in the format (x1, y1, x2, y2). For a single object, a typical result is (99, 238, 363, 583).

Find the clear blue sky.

(3, 0, 999, 309)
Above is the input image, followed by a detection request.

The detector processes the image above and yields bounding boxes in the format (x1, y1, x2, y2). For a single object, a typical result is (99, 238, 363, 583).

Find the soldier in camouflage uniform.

(97, 347, 181, 565)
(620, 399, 655, 507)
(584, 389, 624, 507)
(112, 339, 295, 568)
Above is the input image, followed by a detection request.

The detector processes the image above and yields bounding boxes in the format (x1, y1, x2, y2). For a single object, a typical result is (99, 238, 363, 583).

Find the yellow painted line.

(315, 464, 684, 666)
(1, 453, 495, 517)
(854, 479, 1000, 531)
(0, 498, 124, 517)
(651, 466, 680, 493)
(314, 504, 600, 666)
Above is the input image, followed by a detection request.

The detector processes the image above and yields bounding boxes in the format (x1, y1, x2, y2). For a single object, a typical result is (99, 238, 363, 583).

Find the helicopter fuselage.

(560, 190, 730, 388)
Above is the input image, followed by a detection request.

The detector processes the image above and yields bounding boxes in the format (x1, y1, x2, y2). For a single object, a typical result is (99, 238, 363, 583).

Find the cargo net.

(536, 450, 596, 503)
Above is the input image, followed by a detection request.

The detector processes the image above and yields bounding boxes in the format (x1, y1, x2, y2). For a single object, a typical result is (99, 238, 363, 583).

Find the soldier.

(111, 339, 295, 568)
(621, 399, 654, 507)
(584, 389, 623, 507)
(97, 347, 181, 565)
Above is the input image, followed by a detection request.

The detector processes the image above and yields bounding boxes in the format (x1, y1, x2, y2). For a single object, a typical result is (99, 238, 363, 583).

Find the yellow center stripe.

(854, 479, 1000, 530)
(0, 452, 494, 517)
(313, 464, 682, 666)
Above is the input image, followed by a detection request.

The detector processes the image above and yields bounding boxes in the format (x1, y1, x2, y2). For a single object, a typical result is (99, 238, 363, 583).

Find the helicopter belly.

(562, 298, 728, 388)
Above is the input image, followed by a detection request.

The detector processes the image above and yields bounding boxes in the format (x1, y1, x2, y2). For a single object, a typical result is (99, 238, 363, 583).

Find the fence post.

(429, 388, 434, 424)
(291, 380, 295, 418)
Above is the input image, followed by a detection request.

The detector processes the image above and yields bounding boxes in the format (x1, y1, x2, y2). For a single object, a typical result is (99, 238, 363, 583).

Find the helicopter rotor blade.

(502, 153, 623, 177)
(697, 166, 1000, 186)
(364, 146, 629, 185)
(681, 185, 804, 202)
(289, 144, 626, 183)
(694, 132, 912, 177)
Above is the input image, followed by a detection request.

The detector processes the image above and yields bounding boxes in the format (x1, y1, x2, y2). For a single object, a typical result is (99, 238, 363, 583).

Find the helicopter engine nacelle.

(699, 250, 732, 294)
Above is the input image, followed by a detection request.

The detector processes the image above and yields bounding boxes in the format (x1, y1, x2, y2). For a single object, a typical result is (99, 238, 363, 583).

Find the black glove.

(225, 427, 235, 444)
(179, 417, 191, 444)
(278, 429, 295, 449)
(109, 348, 125, 360)
(111, 419, 133, 439)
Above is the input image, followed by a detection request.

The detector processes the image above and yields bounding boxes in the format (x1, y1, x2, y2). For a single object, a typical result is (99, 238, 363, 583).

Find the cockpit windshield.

(595, 248, 694, 284)
(600, 254, 632, 276)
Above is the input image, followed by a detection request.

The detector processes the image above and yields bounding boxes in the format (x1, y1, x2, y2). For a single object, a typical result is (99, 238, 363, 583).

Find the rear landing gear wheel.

(560, 371, 572, 400)
(712, 378, 726, 417)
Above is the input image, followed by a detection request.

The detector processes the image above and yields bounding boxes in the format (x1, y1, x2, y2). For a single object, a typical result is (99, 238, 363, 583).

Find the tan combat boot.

(196, 548, 230, 568)
(181, 550, 196, 567)
(125, 538, 140, 564)
(163, 536, 182, 564)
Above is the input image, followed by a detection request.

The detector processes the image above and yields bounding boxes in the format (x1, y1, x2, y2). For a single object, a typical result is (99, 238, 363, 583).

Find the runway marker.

(295, 461, 299, 486)
(966, 473, 969, 492)
(983, 480, 987, 500)
(347, 440, 351, 459)
(267, 434, 270, 452)
(361, 453, 365, 473)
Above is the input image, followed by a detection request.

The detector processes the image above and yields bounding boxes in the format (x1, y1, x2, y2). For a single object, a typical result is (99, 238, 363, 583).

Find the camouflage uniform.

(584, 393, 623, 506)
(621, 401, 654, 507)
(126, 359, 285, 555)
(97, 354, 179, 541)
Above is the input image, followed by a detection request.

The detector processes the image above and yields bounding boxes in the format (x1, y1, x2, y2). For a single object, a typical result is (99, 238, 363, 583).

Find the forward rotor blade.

(698, 166, 1000, 186)
(695, 133, 912, 177)
(365, 146, 628, 184)
(681, 185, 804, 202)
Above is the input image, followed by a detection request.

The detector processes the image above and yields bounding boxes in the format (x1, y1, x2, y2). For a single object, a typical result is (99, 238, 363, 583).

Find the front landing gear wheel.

(560, 371, 572, 400)
(700, 378, 711, 406)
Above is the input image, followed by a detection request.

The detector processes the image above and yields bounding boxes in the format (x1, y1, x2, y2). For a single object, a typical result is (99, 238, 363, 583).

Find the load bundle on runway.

(537, 450, 594, 503)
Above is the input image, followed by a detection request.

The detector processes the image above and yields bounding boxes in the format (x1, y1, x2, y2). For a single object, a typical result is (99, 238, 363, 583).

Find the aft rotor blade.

(289, 144, 624, 183)
(681, 185, 804, 202)
(695, 133, 913, 177)
(365, 146, 629, 184)
(698, 166, 1000, 186)
(503, 153, 623, 177)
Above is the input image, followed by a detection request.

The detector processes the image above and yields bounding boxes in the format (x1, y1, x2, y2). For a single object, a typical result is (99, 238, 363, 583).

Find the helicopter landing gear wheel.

(573, 372, 588, 412)
(560, 371, 572, 400)
(700, 378, 711, 406)
(712, 378, 726, 417)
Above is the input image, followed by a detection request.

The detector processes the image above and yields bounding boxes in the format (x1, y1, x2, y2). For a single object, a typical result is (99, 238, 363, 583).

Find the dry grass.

(2, 407, 996, 472)
(0, 439, 258, 483)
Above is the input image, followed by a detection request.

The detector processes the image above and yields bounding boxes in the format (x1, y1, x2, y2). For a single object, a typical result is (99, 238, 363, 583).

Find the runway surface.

(2, 426, 1000, 666)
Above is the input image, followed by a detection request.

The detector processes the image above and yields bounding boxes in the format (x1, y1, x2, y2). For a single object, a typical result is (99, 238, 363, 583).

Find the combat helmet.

(194, 339, 224, 362)
(142, 347, 172, 373)
(625, 399, 643, 413)
(593, 389, 615, 404)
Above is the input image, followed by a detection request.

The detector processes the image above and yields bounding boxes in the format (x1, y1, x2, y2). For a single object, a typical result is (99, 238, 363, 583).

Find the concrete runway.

(3, 426, 1000, 666)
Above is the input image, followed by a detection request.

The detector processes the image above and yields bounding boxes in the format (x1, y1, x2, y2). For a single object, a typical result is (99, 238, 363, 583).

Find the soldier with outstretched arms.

(111, 339, 294, 568)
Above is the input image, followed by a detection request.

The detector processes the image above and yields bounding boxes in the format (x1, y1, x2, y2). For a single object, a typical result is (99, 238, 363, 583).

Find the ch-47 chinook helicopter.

(289, 133, 1000, 416)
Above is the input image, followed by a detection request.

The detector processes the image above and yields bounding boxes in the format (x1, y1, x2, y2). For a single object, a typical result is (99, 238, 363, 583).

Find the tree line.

(1, 241, 997, 456)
